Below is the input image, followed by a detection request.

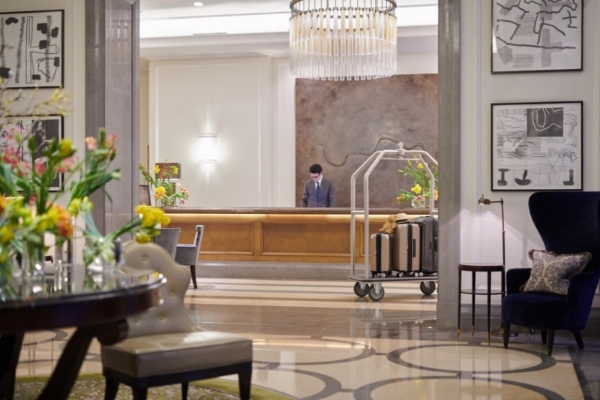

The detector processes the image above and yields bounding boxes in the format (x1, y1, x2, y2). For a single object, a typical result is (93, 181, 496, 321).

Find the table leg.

(471, 271, 476, 336)
(456, 270, 461, 340)
(487, 271, 491, 345)
(0, 333, 24, 400)
(37, 320, 128, 400)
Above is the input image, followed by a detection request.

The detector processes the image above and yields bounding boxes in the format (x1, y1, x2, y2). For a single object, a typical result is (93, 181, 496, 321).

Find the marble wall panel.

(295, 74, 438, 208)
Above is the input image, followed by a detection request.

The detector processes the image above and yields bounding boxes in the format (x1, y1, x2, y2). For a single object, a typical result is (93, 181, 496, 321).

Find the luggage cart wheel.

(368, 284, 385, 301)
(353, 282, 370, 297)
(420, 281, 436, 295)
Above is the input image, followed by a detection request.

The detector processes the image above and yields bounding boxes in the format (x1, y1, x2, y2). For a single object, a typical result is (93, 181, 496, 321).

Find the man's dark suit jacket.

(301, 177, 336, 207)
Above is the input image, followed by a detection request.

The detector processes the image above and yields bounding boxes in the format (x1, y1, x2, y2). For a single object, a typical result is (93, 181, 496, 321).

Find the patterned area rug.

(15, 374, 291, 400)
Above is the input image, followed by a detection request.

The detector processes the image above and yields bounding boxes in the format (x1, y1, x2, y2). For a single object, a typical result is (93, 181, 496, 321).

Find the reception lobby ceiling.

(139, 0, 438, 62)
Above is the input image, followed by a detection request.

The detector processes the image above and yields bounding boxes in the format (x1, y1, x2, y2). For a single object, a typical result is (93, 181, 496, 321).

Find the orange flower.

(53, 205, 74, 239)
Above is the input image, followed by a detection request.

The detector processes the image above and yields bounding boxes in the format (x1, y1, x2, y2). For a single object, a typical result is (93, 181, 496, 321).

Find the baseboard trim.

(196, 261, 355, 280)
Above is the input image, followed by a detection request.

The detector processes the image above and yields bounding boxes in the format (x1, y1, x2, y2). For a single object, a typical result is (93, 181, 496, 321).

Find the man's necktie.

(316, 182, 320, 198)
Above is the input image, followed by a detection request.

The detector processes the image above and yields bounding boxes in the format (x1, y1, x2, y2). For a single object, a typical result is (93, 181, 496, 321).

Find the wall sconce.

(198, 135, 217, 163)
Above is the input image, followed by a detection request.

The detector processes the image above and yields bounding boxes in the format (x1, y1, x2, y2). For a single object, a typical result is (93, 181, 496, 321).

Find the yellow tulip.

(0, 226, 13, 243)
(59, 139, 73, 157)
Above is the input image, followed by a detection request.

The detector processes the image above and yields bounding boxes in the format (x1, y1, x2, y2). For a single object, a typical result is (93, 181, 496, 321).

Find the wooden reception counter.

(165, 208, 426, 264)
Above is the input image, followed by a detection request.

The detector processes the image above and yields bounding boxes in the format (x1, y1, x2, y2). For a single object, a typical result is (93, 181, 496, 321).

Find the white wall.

(146, 51, 438, 207)
(461, 1, 600, 299)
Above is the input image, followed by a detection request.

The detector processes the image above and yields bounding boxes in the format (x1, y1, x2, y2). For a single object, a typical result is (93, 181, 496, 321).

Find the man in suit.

(301, 164, 336, 207)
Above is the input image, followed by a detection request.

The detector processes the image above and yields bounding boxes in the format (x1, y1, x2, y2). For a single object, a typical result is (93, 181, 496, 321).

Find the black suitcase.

(412, 216, 438, 273)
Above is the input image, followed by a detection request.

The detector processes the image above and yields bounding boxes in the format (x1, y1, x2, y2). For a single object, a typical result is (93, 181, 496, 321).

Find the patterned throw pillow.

(523, 250, 592, 295)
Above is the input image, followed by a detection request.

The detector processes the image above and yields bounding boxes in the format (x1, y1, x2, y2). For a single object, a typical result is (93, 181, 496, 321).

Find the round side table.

(456, 262, 505, 344)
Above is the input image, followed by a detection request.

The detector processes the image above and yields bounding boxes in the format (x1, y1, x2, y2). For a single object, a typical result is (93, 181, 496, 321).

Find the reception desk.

(165, 208, 426, 264)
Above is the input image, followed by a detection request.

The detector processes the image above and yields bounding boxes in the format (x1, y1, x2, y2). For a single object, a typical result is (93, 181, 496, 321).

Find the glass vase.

(22, 237, 46, 282)
(54, 236, 74, 293)
(411, 196, 427, 209)
(85, 239, 124, 275)
(162, 196, 176, 207)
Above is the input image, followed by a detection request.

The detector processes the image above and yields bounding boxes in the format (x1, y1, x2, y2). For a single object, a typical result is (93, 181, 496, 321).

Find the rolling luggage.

(370, 233, 392, 275)
(412, 216, 438, 273)
(392, 222, 420, 273)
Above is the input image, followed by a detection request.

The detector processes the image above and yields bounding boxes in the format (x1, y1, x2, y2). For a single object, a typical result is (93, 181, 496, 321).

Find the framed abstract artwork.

(0, 115, 64, 191)
(491, 102, 583, 191)
(0, 10, 64, 88)
(492, 1, 582, 73)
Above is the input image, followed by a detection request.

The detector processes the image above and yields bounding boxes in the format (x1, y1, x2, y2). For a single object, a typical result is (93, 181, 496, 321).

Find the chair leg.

(547, 329, 555, 356)
(104, 379, 119, 400)
(572, 330, 584, 349)
(541, 330, 547, 344)
(182, 382, 189, 400)
(132, 387, 148, 400)
(238, 363, 252, 400)
(503, 323, 510, 349)
(190, 265, 197, 289)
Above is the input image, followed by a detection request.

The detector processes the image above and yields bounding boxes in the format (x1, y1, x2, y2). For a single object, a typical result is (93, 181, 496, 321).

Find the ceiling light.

(192, 2, 204, 6)
(289, 0, 397, 81)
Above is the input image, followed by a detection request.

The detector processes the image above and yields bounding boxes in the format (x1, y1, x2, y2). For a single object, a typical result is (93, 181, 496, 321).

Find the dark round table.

(0, 272, 164, 400)
(456, 262, 505, 344)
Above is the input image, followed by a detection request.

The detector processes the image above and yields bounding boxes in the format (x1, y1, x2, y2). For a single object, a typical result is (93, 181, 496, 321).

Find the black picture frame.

(0, 10, 64, 89)
(491, 101, 583, 192)
(0, 115, 65, 191)
(492, 1, 583, 74)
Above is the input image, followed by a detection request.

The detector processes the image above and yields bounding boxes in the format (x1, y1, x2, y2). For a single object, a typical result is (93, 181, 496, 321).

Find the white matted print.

(491, 102, 583, 191)
(0, 10, 64, 88)
(492, 1, 582, 73)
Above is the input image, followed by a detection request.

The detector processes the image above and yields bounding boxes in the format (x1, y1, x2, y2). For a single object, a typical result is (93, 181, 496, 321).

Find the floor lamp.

(479, 194, 517, 337)
(478, 195, 505, 266)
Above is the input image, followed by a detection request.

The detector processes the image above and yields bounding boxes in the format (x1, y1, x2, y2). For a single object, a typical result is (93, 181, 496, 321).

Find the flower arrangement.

(0, 83, 167, 286)
(396, 159, 439, 209)
(75, 198, 168, 267)
(139, 162, 190, 207)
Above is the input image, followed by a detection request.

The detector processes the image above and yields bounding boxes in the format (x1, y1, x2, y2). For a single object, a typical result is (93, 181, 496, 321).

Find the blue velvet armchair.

(502, 192, 600, 355)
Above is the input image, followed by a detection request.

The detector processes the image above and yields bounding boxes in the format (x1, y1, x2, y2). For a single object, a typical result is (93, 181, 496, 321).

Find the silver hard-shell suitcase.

(392, 223, 421, 273)
(370, 233, 392, 275)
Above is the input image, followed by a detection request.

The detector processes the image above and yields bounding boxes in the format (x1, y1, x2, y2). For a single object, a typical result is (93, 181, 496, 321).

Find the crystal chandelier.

(289, 0, 397, 81)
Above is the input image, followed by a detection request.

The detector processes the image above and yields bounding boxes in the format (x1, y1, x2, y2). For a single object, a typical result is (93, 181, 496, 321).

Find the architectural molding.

(436, 0, 461, 329)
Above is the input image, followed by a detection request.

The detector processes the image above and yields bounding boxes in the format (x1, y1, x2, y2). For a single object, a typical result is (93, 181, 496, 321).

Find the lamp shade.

(198, 136, 218, 163)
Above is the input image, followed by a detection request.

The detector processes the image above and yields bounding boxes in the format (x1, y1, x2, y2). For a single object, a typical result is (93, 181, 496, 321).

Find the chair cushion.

(502, 292, 569, 329)
(523, 249, 592, 295)
(102, 331, 252, 378)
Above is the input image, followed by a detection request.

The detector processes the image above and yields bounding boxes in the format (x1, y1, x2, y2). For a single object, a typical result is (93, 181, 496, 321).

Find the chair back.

(194, 225, 204, 248)
(529, 192, 600, 273)
(152, 228, 181, 259)
(122, 242, 197, 338)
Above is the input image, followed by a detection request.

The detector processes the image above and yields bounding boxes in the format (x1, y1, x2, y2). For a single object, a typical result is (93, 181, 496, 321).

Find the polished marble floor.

(15, 278, 600, 399)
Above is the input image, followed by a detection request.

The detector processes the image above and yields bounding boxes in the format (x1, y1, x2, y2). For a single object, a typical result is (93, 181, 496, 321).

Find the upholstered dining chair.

(175, 225, 204, 289)
(502, 192, 600, 355)
(102, 242, 252, 400)
(152, 228, 181, 259)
